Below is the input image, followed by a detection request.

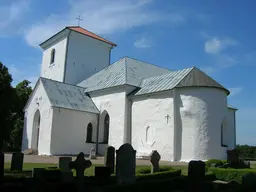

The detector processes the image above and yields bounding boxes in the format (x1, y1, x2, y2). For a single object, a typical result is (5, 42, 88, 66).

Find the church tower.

(39, 26, 116, 85)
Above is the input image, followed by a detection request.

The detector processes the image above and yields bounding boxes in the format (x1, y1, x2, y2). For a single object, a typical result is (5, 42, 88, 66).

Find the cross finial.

(76, 15, 83, 26)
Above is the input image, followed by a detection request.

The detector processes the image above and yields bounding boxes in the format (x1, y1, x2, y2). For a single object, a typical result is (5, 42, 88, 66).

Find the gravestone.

(104, 146, 115, 174)
(0, 152, 4, 189)
(95, 167, 111, 178)
(89, 147, 97, 159)
(33, 168, 45, 180)
(150, 150, 161, 173)
(226, 149, 239, 165)
(10, 152, 24, 171)
(188, 160, 205, 191)
(59, 157, 72, 172)
(242, 172, 256, 188)
(69, 152, 92, 192)
(116, 143, 136, 185)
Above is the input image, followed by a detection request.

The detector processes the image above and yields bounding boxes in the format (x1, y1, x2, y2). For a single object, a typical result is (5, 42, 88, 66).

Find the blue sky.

(0, 0, 255, 145)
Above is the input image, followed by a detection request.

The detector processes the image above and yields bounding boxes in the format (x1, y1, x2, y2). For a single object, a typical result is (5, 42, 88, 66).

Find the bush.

(209, 167, 256, 183)
(136, 166, 173, 175)
(236, 145, 256, 160)
(136, 167, 181, 181)
(205, 159, 227, 167)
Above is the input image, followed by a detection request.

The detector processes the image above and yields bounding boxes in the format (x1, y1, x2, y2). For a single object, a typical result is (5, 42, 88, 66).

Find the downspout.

(96, 114, 100, 154)
(173, 88, 178, 161)
(234, 110, 237, 148)
(127, 98, 132, 144)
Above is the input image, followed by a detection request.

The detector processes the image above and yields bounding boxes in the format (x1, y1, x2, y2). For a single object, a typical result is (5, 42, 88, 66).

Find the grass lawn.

(4, 163, 188, 177)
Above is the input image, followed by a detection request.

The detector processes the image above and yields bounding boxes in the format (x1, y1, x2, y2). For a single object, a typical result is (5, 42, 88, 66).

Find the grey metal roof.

(135, 67, 193, 95)
(77, 57, 171, 92)
(134, 67, 230, 96)
(228, 105, 238, 110)
(40, 78, 99, 114)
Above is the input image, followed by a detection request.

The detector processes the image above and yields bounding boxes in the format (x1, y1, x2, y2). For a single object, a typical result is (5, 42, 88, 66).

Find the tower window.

(50, 49, 56, 64)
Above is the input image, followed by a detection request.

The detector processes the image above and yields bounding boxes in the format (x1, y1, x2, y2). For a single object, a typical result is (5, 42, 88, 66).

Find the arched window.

(103, 113, 110, 144)
(50, 49, 55, 64)
(86, 123, 93, 143)
(146, 126, 152, 144)
(221, 120, 228, 147)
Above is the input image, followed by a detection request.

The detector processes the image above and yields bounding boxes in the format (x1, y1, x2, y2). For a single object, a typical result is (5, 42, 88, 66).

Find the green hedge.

(209, 167, 256, 183)
(136, 166, 173, 174)
(136, 168, 182, 181)
(205, 159, 227, 167)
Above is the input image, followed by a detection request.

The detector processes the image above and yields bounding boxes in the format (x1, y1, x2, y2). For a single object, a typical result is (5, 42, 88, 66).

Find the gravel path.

(4, 153, 188, 166)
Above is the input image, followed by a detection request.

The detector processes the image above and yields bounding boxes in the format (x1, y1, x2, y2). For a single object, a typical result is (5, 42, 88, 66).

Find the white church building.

(22, 26, 237, 161)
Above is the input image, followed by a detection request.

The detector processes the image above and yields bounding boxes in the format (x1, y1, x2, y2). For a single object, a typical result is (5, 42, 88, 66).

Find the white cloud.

(0, 0, 30, 36)
(204, 37, 237, 54)
(134, 37, 152, 48)
(24, 0, 185, 47)
(229, 87, 243, 97)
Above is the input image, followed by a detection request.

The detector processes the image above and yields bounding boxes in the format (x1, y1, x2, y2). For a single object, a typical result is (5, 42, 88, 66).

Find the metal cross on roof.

(76, 15, 83, 26)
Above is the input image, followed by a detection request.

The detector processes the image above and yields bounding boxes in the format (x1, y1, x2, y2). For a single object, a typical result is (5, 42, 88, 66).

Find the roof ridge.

(125, 56, 172, 72)
(41, 77, 86, 89)
(124, 57, 128, 84)
(172, 67, 194, 89)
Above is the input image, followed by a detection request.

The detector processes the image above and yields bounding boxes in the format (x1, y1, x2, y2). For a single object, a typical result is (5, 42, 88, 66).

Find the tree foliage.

(236, 145, 256, 159)
(0, 62, 32, 151)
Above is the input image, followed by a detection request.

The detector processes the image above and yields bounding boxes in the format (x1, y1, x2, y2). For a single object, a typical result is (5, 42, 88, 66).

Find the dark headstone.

(33, 168, 45, 180)
(150, 150, 161, 173)
(0, 152, 4, 189)
(89, 147, 97, 159)
(61, 171, 73, 182)
(10, 152, 24, 171)
(188, 160, 205, 191)
(242, 172, 256, 187)
(59, 157, 72, 172)
(116, 143, 136, 185)
(104, 146, 115, 174)
(69, 152, 92, 192)
(226, 149, 239, 165)
(95, 167, 111, 178)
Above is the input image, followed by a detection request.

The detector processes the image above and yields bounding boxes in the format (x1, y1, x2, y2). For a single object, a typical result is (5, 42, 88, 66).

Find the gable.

(23, 78, 51, 111)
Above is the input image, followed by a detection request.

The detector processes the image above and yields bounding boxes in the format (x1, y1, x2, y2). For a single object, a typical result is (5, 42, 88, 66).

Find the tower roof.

(39, 26, 117, 48)
(67, 26, 117, 47)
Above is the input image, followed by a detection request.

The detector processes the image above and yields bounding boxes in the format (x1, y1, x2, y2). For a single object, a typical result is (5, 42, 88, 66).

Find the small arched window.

(103, 113, 110, 144)
(50, 49, 55, 64)
(86, 123, 93, 143)
(146, 126, 152, 144)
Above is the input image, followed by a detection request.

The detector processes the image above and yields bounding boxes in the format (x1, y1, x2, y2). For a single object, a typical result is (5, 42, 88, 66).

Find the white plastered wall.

(64, 31, 112, 85)
(40, 37, 67, 82)
(177, 87, 229, 161)
(131, 91, 174, 161)
(50, 107, 98, 155)
(226, 108, 236, 149)
(90, 86, 132, 153)
(22, 80, 53, 155)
